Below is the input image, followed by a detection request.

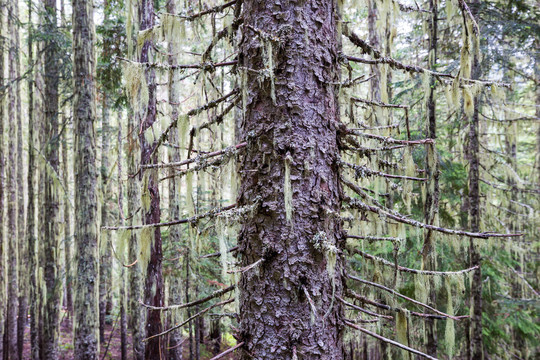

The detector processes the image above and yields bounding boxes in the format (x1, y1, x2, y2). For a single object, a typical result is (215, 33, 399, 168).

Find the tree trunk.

(0, 3, 5, 357)
(422, 0, 440, 357)
(367, 0, 381, 103)
(62, 116, 73, 317)
(4, 0, 19, 356)
(26, 3, 39, 357)
(237, 1, 345, 359)
(72, 0, 100, 356)
(137, 0, 164, 356)
(467, 3, 484, 359)
(99, 95, 112, 343)
(166, 0, 184, 357)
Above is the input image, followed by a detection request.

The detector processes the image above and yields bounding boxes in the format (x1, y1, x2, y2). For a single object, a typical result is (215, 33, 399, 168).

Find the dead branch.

(348, 274, 459, 320)
(344, 320, 437, 360)
(209, 342, 245, 360)
(200, 246, 239, 259)
(140, 285, 235, 311)
(341, 160, 427, 182)
(337, 296, 393, 320)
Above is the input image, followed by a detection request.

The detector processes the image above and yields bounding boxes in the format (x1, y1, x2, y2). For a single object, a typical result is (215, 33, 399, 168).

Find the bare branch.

(344, 321, 437, 360)
(140, 285, 235, 311)
(102, 204, 236, 231)
(348, 274, 459, 320)
(200, 246, 239, 259)
(337, 296, 392, 320)
(341, 161, 427, 182)
(168, 0, 237, 22)
(208, 342, 245, 360)
(143, 299, 234, 342)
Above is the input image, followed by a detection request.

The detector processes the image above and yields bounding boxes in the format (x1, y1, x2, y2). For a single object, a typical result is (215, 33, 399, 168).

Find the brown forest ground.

(20, 314, 235, 360)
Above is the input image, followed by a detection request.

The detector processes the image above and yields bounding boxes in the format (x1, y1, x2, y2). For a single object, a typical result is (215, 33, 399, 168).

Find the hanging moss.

(396, 309, 411, 360)
(116, 229, 131, 264)
(123, 61, 149, 118)
(444, 278, 456, 359)
(139, 226, 154, 276)
(284, 155, 293, 224)
(141, 170, 151, 212)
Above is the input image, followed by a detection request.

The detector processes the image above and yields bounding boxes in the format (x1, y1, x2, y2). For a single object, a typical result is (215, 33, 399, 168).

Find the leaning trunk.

(237, 1, 345, 359)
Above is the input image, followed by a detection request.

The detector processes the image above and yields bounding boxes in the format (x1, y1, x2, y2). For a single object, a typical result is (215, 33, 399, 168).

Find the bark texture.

(237, 1, 345, 359)
(4, 0, 19, 356)
(72, 0, 100, 357)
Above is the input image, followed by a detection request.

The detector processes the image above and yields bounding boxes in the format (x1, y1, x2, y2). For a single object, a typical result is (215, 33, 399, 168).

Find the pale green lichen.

(284, 155, 293, 224)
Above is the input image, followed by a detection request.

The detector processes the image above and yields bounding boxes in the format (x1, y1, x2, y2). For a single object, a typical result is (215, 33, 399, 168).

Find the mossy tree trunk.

(4, 0, 19, 356)
(0, 2, 4, 356)
(99, 94, 112, 343)
(237, 1, 345, 359)
(72, 0, 100, 356)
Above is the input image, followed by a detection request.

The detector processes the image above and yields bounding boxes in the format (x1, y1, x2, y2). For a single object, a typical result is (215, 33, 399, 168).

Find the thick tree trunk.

(422, 0, 440, 357)
(4, 0, 19, 357)
(72, 0, 100, 357)
(237, 1, 345, 359)
(0, 4, 5, 357)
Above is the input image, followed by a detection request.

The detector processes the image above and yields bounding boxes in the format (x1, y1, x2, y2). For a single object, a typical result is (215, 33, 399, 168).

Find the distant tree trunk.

(15, 0, 27, 354)
(166, 0, 184, 358)
(62, 118, 73, 317)
(72, 0, 100, 356)
(367, 0, 381, 104)
(422, 0, 439, 357)
(4, 0, 19, 357)
(467, 3, 484, 359)
(26, 3, 39, 357)
(0, 3, 4, 357)
(117, 115, 128, 360)
(99, 95, 112, 343)
(237, 1, 345, 359)
(137, 0, 164, 357)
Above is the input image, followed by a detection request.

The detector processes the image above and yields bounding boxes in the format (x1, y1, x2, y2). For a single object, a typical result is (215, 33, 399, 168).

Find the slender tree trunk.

(467, 3, 483, 359)
(0, 3, 5, 356)
(166, 0, 183, 358)
(62, 118, 73, 317)
(367, 0, 381, 104)
(237, 1, 345, 359)
(99, 95, 112, 343)
(117, 114, 128, 360)
(422, 0, 440, 357)
(137, 0, 164, 357)
(26, 2, 39, 357)
(4, 0, 19, 356)
(15, 0, 26, 354)
(72, 0, 100, 356)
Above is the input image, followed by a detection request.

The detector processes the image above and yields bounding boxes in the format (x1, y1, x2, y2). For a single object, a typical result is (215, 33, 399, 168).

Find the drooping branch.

(344, 128, 434, 145)
(159, 151, 236, 182)
(344, 321, 437, 360)
(346, 235, 403, 244)
(102, 204, 236, 231)
(344, 194, 523, 239)
(348, 274, 459, 320)
(140, 285, 235, 311)
(341, 135, 406, 154)
(351, 96, 409, 109)
(348, 247, 479, 276)
(143, 298, 234, 342)
(118, 56, 237, 71)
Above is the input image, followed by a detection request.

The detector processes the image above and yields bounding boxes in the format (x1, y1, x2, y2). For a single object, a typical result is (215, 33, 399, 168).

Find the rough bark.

(237, 1, 345, 359)
(62, 119, 73, 316)
(72, 0, 100, 356)
(422, 0, 440, 357)
(4, 0, 19, 356)
(0, 3, 5, 356)
(367, 0, 381, 103)
(99, 95, 112, 343)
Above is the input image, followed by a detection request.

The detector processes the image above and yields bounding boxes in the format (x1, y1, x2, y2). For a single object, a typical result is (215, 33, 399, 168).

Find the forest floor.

(21, 312, 235, 359)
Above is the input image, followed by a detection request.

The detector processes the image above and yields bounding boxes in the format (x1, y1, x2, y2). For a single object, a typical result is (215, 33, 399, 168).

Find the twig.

(101, 313, 120, 360)
(351, 96, 409, 109)
(341, 161, 426, 182)
(141, 285, 235, 311)
(347, 235, 403, 243)
(337, 296, 392, 320)
(169, 0, 237, 21)
(208, 342, 245, 360)
(200, 246, 239, 259)
(227, 258, 264, 273)
(344, 321, 437, 360)
(345, 128, 434, 145)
